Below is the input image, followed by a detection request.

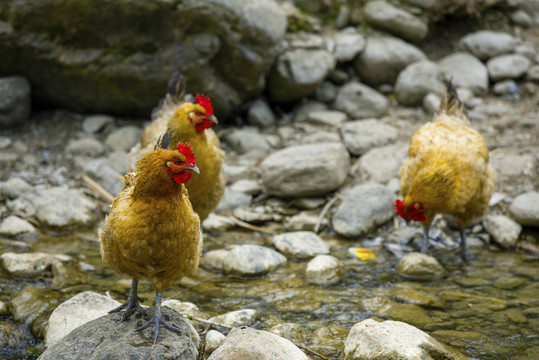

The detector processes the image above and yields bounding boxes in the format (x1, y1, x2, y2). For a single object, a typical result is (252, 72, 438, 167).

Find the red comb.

(176, 142, 196, 164)
(195, 94, 214, 116)
(393, 199, 407, 220)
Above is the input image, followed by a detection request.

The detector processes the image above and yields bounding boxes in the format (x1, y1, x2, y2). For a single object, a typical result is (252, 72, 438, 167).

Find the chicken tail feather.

(167, 71, 186, 100)
(437, 80, 467, 119)
(154, 133, 171, 150)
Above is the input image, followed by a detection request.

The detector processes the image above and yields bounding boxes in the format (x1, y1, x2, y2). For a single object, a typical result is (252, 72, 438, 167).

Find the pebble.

(354, 35, 426, 86)
(202, 213, 235, 232)
(82, 114, 114, 134)
(65, 137, 105, 157)
(509, 191, 539, 226)
(511, 9, 533, 27)
(204, 244, 287, 276)
(340, 118, 398, 156)
(270, 322, 309, 343)
(209, 309, 261, 330)
(483, 215, 522, 249)
(306, 255, 344, 286)
(333, 81, 390, 119)
(247, 99, 276, 128)
(493, 80, 518, 95)
(215, 187, 252, 212)
(423, 92, 441, 113)
(486, 54, 531, 81)
(305, 110, 347, 126)
(104, 125, 142, 152)
(457, 30, 517, 60)
(332, 183, 394, 238)
(204, 330, 226, 357)
(261, 142, 350, 197)
(438, 52, 489, 94)
(396, 252, 445, 280)
(526, 65, 539, 82)
(272, 231, 330, 259)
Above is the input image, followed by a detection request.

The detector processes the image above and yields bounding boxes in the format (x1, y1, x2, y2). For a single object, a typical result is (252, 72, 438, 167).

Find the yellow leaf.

(352, 248, 376, 261)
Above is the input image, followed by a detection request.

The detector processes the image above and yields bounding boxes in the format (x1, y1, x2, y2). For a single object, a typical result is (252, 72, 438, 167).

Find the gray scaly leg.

(108, 279, 146, 321)
(137, 291, 181, 344)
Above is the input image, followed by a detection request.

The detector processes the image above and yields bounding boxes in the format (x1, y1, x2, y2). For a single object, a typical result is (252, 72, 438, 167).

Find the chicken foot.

(137, 291, 181, 344)
(459, 228, 470, 264)
(109, 279, 147, 321)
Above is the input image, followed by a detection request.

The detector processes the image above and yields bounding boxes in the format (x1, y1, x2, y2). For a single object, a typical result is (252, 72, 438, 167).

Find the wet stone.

(202, 213, 235, 233)
(391, 287, 446, 309)
(209, 309, 261, 330)
(0, 215, 37, 241)
(501, 308, 528, 324)
(494, 276, 528, 290)
(376, 302, 433, 325)
(0, 177, 33, 200)
(509, 191, 539, 226)
(396, 252, 445, 280)
(0, 320, 34, 354)
(270, 322, 309, 343)
(483, 215, 522, 249)
(340, 118, 398, 156)
(310, 325, 348, 359)
(223, 244, 287, 276)
(10, 288, 61, 337)
(273, 231, 330, 260)
(204, 330, 225, 357)
(306, 255, 344, 286)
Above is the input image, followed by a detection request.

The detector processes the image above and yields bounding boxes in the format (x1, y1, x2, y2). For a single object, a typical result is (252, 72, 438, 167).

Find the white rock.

(45, 291, 121, 347)
(0, 252, 72, 278)
(340, 118, 398, 156)
(202, 213, 235, 232)
(458, 30, 517, 60)
(306, 110, 348, 126)
(333, 27, 366, 62)
(487, 54, 531, 81)
(354, 142, 409, 183)
(0, 177, 33, 200)
(0, 215, 36, 237)
(509, 191, 539, 226)
(438, 52, 489, 94)
(222, 245, 287, 276)
(273, 231, 330, 259)
(395, 61, 445, 106)
(483, 215, 522, 249)
(396, 252, 445, 280)
(306, 255, 344, 286)
(364, 0, 428, 41)
(209, 309, 261, 329)
(104, 125, 142, 152)
(204, 330, 226, 356)
(333, 81, 390, 119)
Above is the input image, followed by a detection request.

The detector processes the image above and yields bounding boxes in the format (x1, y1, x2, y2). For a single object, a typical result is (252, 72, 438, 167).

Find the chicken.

(394, 82, 496, 262)
(129, 72, 225, 221)
(99, 134, 202, 343)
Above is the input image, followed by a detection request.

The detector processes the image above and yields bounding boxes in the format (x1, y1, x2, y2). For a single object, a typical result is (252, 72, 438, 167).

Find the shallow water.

(2, 225, 537, 359)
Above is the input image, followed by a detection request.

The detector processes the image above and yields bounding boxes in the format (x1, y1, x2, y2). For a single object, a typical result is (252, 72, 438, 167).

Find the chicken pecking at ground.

(128, 72, 225, 221)
(394, 82, 496, 263)
(99, 134, 202, 343)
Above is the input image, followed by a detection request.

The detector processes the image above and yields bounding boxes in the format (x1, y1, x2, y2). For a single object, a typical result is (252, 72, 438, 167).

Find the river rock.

(458, 30, 518, 60)
(333, 81, 390, 119)
(364, 1, 428, 41)
(79, 156, 125, 196)
(341, 119, 398, 156)
(224, 127, 272, 154)
(315, 81, 337, 103)
(343, 319, 467, 360)
(10, 288, 61, 338)
(270, 323, 309, 343)
(202, 213, 235, 232)
(377, 302, 433, 325)
(33, 187, 96, 229)
(0, 320, 34, 353)
(267, 48, 336, 103)
(306, 110, 348, 126)
(104, 126, 142, 152)
(209, 309, 261, 330)
(65, 137, 105, 157)
(0, 177, 32, 200)
(396, 252, 445, 280)
(509, 191, 539, 226)
(261, 143, 350, 197)
(1, 252, 72, 278)
(391, 287, 446, 309)
(204, 330, 226, 357)
(526, 65, 539, 82)
(38, 307, 200, 360)
(486, 54, 531, 81)
(493, 80, 518, 95)
(247, 99, 276, 128)
(0, 76, 31, 128)
(1, 0, 286, 117)
(354, 142, 409, 183)
(215, 187, 252, 212)
(395, 61, 445, 106)
(332, 184, 394, 238)
(354, 36, 426, 86)
(208, 326, 308, 360)
(273, 231, 330, 259)
(490, 151, 536, 177)
(229, 179, 262, 196)
(483, 215, 522, 249)
(438, 52, 489, 94)
(0, 215, 37, 241)
(333, 27, 366, 62)
(44, 291, 121, 347)
(306, 255, 344, 286)
(82, 114, 114, 134)
(284, 211, 325, 231)
(213, 244, 287, 276)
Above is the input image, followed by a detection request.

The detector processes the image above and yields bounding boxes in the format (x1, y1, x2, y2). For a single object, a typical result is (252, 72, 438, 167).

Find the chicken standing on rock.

(129, 72, 225, 221)
(99, 134, 202, 343)
(394, 82, 496, 262)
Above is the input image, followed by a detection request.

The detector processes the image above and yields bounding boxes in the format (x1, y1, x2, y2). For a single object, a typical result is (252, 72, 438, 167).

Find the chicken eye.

(174, 159, 183, 165)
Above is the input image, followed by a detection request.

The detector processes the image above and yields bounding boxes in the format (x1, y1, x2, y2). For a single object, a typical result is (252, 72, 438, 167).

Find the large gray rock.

(332, 184, 394, 238)
(0, 177, 33, 200)
(486, 54, 531, 81)
(208, 326, 308, 360)
(333, 82, 390, 119)
(267, 48, 336, 103)
(438, 52, 489, 94)
(343, 319, 466, 360)
(354, 142, 409, 184)
(483, 215, 522, 249)
(509, 191, 539, 226)
(38, 307, 200, 360)
(364, 1, 428, 41)
(354, 36, 426, 86)
(1, 0, 286, 116)
(0, 76, 31, 128)
(340, 119, 398, 156)
(395, 61, 445, 106)
(272, 231, 330, 259)
(33, 187, 96, 229)
(261, 143, 350, 197)
(458, 30, 517, 61)
(333, 27, 366, 62)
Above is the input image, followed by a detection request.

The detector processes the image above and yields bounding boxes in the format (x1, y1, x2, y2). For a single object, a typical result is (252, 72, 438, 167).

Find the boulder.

(0, 76, 31, 128)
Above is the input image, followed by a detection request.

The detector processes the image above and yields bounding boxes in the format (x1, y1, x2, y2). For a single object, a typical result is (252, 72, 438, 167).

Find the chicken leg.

(421, 227, 429, 254)
(459, 228, 470, 264)
(137, 291, 181, 344)
(108, 279, 146, 321)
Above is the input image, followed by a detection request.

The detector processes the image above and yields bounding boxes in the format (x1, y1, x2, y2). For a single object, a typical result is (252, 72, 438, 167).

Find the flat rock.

(354, 36, 426, 86)
(38, 307, 200, 360)
(208, 309, 261, 329)
(272, 231, 330, 259)
(332, 27, 366, 62)
(483, 215, 522, 249)
(458, 30, 518, 60)
(354, 142, 409, 183)
(306, 110, 348, 126)
(219, 244, 287, 276)
(223, 127, 271, 154)
(344, 319, 467, 360)
(33, 187, 96, 229)
(45, 291, 121, 347)
(10, 288, 61, 338)
(340, 119, 398, 156)
(0, 215, 36, 239)
(509, 191, 539, 226)
(105, 126, 142, 152)
(1, 252, 72, 278)
(333, 81, 390, 119)
(438, 52, 489, 94)
(0, 177, 33, 200)
(395, 60, 445, 106)
(208, 326, 308, 360)
(364, 0, 428, 41)
(261, 143, 350, 197)
(65, 137, 104, 157)
(332, 183, 394, 238)
(486, 54, 531, 81)
(247, 99, 276, 128)
(396, 252, 445, 280)
(306, 255, 344, 286)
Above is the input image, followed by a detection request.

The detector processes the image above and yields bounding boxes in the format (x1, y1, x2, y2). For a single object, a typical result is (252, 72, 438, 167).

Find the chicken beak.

(187, 164, 200, 174)
(207, 114, 218, 124)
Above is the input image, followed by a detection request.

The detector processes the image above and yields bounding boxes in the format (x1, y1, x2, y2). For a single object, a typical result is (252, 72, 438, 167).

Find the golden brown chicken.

(99, 134, 202, 343)
(394, 83, 496, 262)
(130, 73, 225, 221)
